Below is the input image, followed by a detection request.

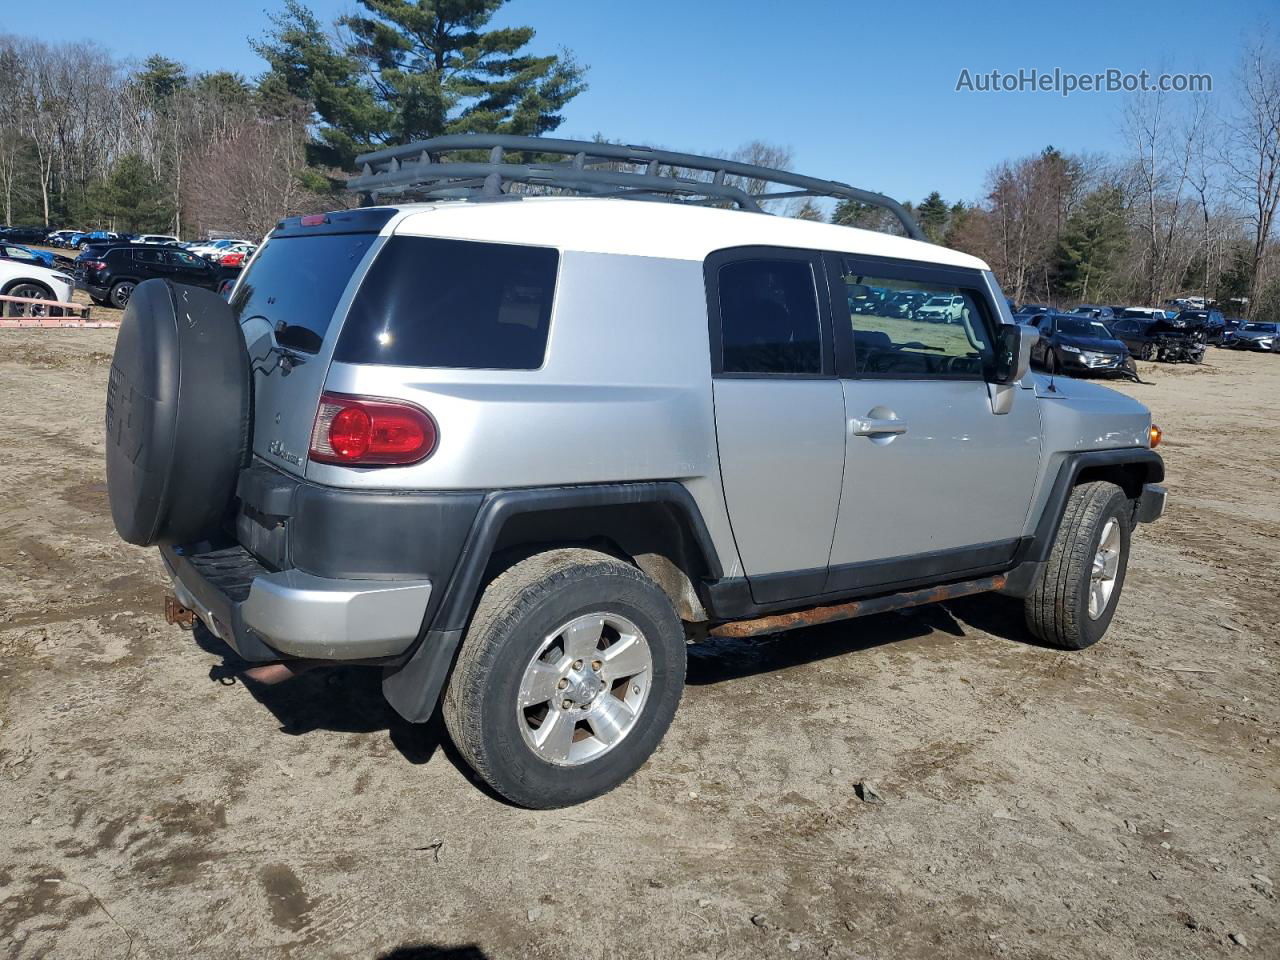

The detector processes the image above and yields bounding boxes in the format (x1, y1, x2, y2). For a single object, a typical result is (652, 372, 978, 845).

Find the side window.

(132, 249, 164, 264)
(717, 259, 822, 375)
(167, 251, 207, 269)
(837, 260, 993, 378)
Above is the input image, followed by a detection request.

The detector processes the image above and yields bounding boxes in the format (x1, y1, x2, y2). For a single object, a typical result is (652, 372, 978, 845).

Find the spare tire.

(106, 280, 250, 546)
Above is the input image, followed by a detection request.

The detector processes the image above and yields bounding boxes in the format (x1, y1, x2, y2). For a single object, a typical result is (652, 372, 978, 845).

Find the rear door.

(165, 249, 216, 288)
(229, 211, 395, 478)
(825, 254, 1042, 591)
(705, 248, 845, 603)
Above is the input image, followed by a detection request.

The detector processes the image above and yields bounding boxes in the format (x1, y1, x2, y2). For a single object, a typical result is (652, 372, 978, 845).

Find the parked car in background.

(1227, 322, 1279, 352)
(137, 234, 180, 245)
(1, 226, 51, 245)
(1025, 311, 1135, 377)
(914, 293, 966, 323)
(72, 230, 118, 250)
(46, 230, 82, 248)
(1018, 303, 1053, 314)
(883, 290, 928, 318)
(1, 241, 58, 269)
(188, 238, 250, 259)
(1071, 304, 1115, 319)
(1117, 307, 1171, 321)
(1109, 315, 1207, 363)
(209, 242, 257, 264)
(0, 257, 74, 306)
(75, 244, 226, 308)
(1220, 316, 1246, 346)
(1174, 309, 1225, 342)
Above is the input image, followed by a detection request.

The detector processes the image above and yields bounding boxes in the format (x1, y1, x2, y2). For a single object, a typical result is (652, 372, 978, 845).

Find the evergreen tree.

(254, 0, 587, 169)
(1053, 186, 1127, 302)
(93, 154, 173, 232)
(916, 191, 949, 243)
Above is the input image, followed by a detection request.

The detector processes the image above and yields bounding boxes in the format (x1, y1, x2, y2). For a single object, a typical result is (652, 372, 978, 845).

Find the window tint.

(132, 248, 164, 264)
(231, 233, 377, 352)
(335, 236, 557, 370)
(717, 259, 821, 374)
(167, 251, 208, 269)
(838, 261, 992, 377)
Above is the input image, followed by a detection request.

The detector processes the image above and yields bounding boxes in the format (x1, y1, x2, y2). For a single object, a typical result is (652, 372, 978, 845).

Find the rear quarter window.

(335, 236, 558, 370)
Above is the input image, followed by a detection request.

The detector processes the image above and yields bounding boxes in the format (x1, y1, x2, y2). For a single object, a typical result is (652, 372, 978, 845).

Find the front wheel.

(1025, 481, 1132, 650)
(443, 548, 686, 808)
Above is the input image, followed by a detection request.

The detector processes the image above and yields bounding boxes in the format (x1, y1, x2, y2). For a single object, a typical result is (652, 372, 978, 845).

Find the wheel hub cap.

(1087, 518, 1121, 620)
(516, 612, 653, 766)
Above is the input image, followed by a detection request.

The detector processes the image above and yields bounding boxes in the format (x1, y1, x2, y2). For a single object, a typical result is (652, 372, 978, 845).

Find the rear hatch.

(230, 209, 397, 478)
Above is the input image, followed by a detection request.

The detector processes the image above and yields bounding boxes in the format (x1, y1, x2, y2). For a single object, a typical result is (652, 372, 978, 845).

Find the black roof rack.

(347, 134, 925, 242)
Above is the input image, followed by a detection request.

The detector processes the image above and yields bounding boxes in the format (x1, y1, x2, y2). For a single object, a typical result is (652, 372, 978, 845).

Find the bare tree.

(1221, 38, 1280, 316)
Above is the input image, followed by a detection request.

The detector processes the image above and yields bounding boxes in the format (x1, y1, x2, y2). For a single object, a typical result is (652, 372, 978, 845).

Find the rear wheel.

(443, 548, 686, 808)
(1024, 482, 1131, 650)
(109, 281, 135, 309)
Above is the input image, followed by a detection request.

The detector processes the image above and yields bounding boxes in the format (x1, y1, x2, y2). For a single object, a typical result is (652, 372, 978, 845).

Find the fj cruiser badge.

(267, 439, 302, 466)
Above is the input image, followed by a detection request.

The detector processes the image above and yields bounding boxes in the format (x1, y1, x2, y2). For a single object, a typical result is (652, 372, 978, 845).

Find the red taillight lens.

(86, 260, 107, 271)
(300, 214, 328, 226)
(308, 392, 437, 466)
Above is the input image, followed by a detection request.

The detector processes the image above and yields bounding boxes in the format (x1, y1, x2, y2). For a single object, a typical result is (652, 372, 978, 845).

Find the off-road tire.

(443, 548, 685, 809)
(1025, 481, 1131, 650)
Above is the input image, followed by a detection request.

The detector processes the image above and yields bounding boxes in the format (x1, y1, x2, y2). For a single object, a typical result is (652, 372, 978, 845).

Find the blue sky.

(7, 0, 1273, 203)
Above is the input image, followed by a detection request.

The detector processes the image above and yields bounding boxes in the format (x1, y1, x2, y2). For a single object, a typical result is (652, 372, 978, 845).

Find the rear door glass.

(335, 236, 558, 370)
(230, 234, 377, 352)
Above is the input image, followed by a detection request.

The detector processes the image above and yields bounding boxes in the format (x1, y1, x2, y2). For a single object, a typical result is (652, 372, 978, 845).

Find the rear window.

(230, 234, 377, 352)
(335, 236, 558, 370)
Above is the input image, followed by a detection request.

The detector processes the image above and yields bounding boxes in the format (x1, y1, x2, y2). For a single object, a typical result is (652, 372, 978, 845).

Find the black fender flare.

(382, 481, 721, 723)
(1000, 447, 1164, 596)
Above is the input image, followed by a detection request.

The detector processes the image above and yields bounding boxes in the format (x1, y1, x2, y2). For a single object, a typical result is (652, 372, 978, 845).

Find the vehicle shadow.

(687, 591, 1057, 685)
(687, 604, 959, 685)
(192, 622, 451, 768)
(376, 945, 488, 959)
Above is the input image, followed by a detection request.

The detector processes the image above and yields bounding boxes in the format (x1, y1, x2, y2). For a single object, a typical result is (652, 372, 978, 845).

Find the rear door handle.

(851, 417, 908, 437)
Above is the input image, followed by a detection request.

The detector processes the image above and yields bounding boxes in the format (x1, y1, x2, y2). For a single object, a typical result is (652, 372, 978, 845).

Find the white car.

(188, 239, 250, 259)
(0, 259, 75, 308)
(914, 293, 966, 323)
(138, 234, 180, 245)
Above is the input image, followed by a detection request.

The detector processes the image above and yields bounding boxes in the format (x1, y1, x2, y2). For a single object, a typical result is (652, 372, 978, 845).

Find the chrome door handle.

(851, 417, 908, 437)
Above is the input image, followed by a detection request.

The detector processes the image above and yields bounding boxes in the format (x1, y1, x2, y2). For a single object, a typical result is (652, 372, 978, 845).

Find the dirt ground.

(1, 328, 1277, 960)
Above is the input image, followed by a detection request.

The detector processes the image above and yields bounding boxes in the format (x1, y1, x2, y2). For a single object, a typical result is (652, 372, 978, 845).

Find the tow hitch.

(164, 595, 195, 630)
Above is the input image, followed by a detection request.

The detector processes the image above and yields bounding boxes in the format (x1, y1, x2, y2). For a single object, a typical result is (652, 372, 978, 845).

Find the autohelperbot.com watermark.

(955, 67, 1212, 97)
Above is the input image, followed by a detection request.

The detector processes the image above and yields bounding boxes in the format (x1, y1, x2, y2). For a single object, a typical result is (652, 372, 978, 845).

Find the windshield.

(1243, 323, 1277, 333)
(925, 296, 951, 306)
(1057, 318, 1112, 338)
(230, 233, 377, 353)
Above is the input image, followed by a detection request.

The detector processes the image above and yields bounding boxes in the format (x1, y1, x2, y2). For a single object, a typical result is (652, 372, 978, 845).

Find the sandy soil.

(1, 331, 1277, 960)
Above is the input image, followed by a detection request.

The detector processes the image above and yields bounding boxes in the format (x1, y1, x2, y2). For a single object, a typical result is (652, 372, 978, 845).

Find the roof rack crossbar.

(348, 134, 924, 240)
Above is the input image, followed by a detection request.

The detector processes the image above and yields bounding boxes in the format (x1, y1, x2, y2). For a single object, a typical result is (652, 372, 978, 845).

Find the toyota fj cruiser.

(105, 136, 1166, 808)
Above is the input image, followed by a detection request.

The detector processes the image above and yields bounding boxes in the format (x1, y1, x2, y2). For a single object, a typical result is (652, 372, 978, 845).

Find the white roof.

(392, 197, 990, 271)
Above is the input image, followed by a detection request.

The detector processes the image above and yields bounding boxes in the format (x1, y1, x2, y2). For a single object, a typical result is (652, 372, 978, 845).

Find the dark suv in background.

(76, 244, 234, 308)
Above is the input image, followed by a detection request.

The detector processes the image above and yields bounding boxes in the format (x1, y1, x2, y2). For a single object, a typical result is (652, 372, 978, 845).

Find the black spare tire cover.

(106, 279, 250, 546)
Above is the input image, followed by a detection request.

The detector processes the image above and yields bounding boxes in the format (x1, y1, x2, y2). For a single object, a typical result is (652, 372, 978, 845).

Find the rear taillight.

(86, 260, 107, 271)
(308, 392, 437, 466)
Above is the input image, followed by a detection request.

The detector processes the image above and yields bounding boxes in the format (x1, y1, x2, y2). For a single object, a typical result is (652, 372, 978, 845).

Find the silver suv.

(104, 137, 1166, 808)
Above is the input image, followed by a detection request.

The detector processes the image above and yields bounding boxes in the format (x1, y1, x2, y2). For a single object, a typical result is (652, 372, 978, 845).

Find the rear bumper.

(162, 544, 432, 661)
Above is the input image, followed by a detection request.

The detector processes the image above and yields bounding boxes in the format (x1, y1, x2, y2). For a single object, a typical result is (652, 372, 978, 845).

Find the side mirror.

(992, 323, 1036, 384)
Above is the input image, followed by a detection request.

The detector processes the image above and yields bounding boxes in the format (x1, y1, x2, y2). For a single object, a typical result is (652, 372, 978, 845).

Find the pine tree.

(916, 191, 949, 243)
(1054, 186, 1127, 302)
(93, 154, 174, 232)
(254, 0, 587, 169)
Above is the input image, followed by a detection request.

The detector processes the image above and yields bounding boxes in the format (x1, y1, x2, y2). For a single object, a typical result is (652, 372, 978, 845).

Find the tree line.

(0, 2, 1276, 317)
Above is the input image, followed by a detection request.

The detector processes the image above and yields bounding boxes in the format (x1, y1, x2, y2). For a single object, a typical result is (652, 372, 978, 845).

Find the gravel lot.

(1, 329, 1277, 960)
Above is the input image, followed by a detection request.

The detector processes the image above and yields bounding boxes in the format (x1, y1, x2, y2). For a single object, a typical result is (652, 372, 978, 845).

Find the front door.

(824, 254, 1042, 592)
(707, 249, 845, 604)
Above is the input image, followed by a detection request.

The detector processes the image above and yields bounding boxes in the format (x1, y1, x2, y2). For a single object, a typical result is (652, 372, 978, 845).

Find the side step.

(707, 575, 1006, 639)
